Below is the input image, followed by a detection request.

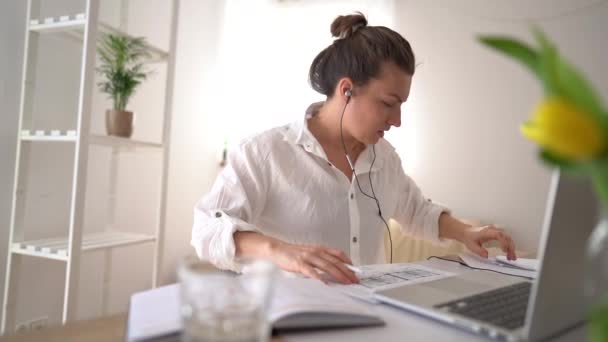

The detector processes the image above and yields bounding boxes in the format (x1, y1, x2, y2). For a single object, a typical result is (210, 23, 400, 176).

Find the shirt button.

(352, 237, 358, 243)
(350, 193, 354, 199)
(215, 212, 222, 218)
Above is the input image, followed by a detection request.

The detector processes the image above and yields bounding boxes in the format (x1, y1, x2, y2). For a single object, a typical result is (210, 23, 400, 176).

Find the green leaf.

(556, 66, 607, 134)
(539, 150, 590, 174)
(477, 36, 541, 78)
(532, 28, 608, 139)
(589, 157, 608, 207)
(557, 60, 608, 129)
(588, 299, 608, 342)
(531, 29, 562, 97)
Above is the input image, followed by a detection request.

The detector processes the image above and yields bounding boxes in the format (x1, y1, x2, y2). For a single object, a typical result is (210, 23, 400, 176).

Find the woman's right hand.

(268, 240, 359, 285)
(234, 231, 358, 284)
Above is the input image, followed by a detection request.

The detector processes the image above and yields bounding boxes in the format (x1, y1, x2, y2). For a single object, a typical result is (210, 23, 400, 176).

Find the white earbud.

(344, 89, 352, 97)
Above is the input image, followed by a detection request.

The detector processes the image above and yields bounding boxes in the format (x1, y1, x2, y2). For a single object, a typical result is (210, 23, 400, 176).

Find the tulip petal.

(521, 98, 605, 161)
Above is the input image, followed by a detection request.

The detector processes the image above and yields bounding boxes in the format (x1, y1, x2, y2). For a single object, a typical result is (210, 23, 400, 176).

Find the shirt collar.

(283, 102, 390, 174)
(283, 102, 326, 157)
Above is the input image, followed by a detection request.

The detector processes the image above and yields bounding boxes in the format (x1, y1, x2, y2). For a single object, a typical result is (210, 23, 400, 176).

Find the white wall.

(158, 0, 226, 285)
(0, 0, 27, 328)
(390, 0, 608, 254)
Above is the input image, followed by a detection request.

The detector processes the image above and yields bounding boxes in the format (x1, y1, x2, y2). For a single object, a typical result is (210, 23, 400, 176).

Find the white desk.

(2, 258, 584, 342)
(280, 259, 585, 342)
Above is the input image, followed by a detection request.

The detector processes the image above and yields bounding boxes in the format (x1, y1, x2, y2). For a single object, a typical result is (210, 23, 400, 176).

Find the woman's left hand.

(461, 225, 517, 261)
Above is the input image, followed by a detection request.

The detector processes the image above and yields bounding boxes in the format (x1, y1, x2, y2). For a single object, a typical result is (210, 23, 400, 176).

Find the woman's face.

(344, 62, 412, 146)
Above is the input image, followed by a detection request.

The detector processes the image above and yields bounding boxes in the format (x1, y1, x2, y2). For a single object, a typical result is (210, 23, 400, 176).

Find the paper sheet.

(331, 263, 456, 303)
(459, 252, 537, 278)
(127, 284, 181, 341)
(495, 255, 539, 271)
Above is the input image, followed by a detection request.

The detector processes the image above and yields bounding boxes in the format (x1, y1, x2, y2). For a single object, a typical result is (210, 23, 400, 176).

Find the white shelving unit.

(2, 0, 178, 333)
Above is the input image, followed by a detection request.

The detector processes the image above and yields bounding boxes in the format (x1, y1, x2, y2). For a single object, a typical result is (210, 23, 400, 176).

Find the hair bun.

(330, 12, 368, 39)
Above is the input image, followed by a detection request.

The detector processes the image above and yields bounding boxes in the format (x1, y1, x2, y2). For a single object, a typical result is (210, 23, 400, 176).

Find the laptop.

(374, 170, 599, 341)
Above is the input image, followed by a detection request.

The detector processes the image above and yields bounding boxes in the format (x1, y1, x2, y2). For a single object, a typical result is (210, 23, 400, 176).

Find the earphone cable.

(339, 97, 393, 263)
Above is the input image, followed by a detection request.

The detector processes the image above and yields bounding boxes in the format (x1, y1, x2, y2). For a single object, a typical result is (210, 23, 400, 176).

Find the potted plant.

(96, 33, 151, 138)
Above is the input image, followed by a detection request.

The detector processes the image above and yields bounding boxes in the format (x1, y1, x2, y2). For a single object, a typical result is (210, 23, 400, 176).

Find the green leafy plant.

(479, 28, 608, 342)
(96, 33, 152, 111)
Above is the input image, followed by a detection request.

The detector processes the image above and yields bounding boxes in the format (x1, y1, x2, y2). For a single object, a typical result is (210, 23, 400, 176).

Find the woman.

(191, 13, 516, 285)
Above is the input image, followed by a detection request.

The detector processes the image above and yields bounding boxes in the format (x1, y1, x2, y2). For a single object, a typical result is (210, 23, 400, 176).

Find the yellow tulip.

(521, 98, 606, 161)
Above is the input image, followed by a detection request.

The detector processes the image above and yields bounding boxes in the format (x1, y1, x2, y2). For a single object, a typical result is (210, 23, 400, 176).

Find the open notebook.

(127, 276, 384, 341)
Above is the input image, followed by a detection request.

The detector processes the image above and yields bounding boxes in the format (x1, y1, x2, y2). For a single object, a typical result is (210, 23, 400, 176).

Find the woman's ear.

(336, 77, 354, 99)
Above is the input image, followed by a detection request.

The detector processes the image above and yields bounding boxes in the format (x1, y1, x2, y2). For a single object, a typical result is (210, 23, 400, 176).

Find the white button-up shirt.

(192, 103, 449, 272)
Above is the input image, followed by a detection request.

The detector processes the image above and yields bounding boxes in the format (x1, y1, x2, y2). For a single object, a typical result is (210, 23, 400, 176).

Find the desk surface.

(0, 314, 127, 342)
(0, 259, 586, 342)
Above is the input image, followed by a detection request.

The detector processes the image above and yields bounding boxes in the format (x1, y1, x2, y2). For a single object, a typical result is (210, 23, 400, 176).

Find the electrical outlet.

(15, 322, 29, 334)
(14, 316, 48, 334)
(29, 317, 48, 331)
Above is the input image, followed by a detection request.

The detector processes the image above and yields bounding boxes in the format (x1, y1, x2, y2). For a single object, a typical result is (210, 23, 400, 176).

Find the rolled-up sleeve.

(393, 162, 450, 245)
(191, 140, 268, 272)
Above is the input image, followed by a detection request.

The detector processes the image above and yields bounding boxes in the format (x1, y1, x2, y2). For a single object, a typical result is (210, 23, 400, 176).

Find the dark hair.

(308, 12, 416, 97)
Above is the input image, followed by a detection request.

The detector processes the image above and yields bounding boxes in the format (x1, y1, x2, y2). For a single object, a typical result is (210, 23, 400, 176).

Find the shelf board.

(29, 16, 86, 33)
(11, 231, 156, 261)
(20, 131, 163, 148)
(89, 134, 163, 149)
(29, 14, 169, 63)
(20, 130, 77, 142)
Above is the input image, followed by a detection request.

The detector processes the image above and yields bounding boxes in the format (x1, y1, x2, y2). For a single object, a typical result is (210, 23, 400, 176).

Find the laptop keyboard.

(434, 282, 532, 330)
